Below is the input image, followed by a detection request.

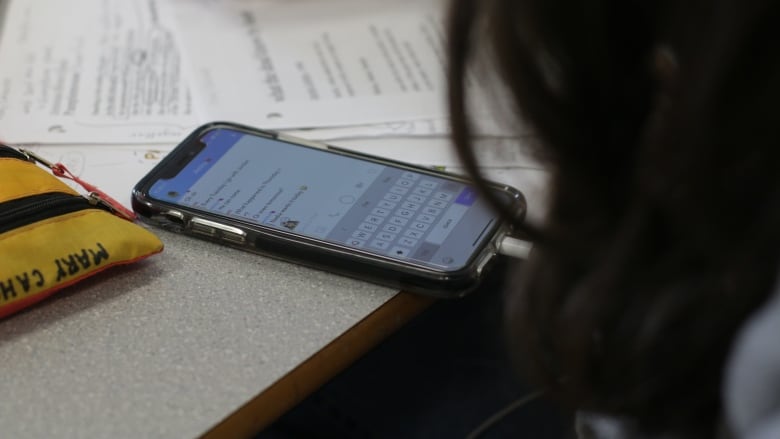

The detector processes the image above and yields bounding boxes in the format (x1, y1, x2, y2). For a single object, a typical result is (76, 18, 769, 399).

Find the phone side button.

(191, 220, 217, 237)
(163, 210, 185, 225)
(222, 230, 246, 244)
(190, 217, 246, 243)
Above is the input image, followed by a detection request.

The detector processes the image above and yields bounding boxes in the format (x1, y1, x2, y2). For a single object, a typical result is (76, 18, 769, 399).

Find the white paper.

(0, 0, 198, 144)
(165, 0, 466, 130)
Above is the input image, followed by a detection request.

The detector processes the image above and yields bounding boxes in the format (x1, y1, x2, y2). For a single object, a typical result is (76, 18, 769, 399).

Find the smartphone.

(132, 122, 525, 298)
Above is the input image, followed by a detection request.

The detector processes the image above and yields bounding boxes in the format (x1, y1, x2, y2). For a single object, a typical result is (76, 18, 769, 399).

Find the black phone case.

(132, 122, 526, 298)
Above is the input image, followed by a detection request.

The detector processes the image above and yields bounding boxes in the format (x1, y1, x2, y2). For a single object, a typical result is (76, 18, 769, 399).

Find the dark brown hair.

(448, 0, 780, 435)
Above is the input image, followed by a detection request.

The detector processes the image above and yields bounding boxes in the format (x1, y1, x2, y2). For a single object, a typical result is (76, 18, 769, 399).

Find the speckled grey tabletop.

(0, 229, 396, 439)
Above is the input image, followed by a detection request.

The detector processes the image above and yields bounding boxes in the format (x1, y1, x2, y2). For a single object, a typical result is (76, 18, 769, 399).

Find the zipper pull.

(18, 148, 56, 169)
(18, 148, 137, 222)
(85, 192, 136, 222)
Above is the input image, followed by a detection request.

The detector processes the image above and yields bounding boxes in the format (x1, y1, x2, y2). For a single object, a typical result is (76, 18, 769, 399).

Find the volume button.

(190, 217, 246, 243)
(190, 218, 216, 237)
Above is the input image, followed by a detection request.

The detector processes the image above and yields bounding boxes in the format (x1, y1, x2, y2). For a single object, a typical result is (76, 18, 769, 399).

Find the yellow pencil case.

(0, 144, 163, 319)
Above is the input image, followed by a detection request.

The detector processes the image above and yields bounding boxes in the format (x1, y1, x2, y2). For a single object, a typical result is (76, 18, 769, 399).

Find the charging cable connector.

(497, 236, 533, 260)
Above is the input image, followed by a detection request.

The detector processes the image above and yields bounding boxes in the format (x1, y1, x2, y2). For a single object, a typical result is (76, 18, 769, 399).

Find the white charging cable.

(497, 236, 534, 260)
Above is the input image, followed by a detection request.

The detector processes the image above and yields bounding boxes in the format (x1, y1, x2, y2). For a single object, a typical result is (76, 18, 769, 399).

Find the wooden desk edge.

(202, 291, 435, 438)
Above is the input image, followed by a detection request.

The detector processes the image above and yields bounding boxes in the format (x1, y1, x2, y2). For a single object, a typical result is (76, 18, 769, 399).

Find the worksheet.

(0, 0, 198, 143)
(164, 0, 486, 130)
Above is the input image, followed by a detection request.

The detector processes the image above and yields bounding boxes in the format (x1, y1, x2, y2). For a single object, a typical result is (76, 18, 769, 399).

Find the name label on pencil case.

(1, 242, 109, 303)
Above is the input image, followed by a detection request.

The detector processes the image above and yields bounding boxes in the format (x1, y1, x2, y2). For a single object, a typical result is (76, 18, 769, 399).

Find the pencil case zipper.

(0, 144, 108, 234)
(0, 192, 101, 235)
(0, 144, 29, 160)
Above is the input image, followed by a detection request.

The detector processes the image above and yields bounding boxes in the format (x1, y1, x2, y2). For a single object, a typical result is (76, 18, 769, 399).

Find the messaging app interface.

(149, 128, 498, 270)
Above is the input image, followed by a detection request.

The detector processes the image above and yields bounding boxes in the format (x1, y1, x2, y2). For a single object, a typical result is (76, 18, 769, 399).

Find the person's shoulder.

(724, 280, 780, 438)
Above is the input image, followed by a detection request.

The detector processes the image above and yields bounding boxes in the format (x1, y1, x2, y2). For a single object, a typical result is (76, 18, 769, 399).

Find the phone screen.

(146, 127, 502, 271)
